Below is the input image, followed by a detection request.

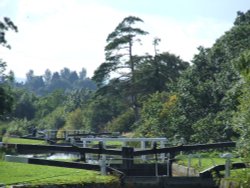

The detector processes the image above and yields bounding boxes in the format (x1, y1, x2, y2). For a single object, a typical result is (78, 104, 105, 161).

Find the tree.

(134, 52, 189, 94)
(35, 90, 66, 119)
(107, 109, 135, 133)
(164, 8, 250, 143)
(65, 89, 92, 111)
(79, 68, 87, 80)
(73, 78, 97, 90)
(39, 106, 66, 130)
(233, 50, 250, 157)
(135, 92, 168, 137)
(234, 10, 250, 26)
(93, 16, 149, 121)
(51, 72, 60, 82)
(12, 90, 37, 120)
(0, 17, 18, 48)
(25, 75, 45, 94)
(44, 69, 52, 85)
(135, 92, 180, 139)
(170, 46, 238, 143)
(0, 80, 13, 117)
(8, 70, 15, 84)
(153, 37, 161, 56)
(65, 108, 87, 130)
(83, 95, 125, 132)
(47, 72, 71, 92)
(68, 71, 79, 83)
(0, 17, 17, 118)
(26, 70, 34, 82)
(60, 67, 71, 80)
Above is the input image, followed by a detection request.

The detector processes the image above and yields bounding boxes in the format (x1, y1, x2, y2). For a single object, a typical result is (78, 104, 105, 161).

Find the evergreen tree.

(93, 16, 149, 121)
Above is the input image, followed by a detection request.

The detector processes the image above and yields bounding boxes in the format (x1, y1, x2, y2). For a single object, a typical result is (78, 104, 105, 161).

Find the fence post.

(98, 141, 104, 160)
(220, 153, 232, 178)
(45, 130, 49, 141)
(153, 142, 159, 177)
(141, 141, 146, 161)
(166, 153, 170, 177)
(225, 157, 231, 178)
(80, 151, 86, 162)
(98, 141, 106, 175)
(160, 141, 165, 162)
(82, 140, 86, 148)
(187, 154, 192, 176)
(70, 137, 75, 145)
(100, 156, 106, 175)
(168, 152, 175, 177)
(198, 154, 202, 168)
(63, 131, 67, 141)
(122, 147, 134, 169)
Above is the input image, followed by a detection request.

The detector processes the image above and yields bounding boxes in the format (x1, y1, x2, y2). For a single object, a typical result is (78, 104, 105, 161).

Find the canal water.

(20, 153, 100, 164)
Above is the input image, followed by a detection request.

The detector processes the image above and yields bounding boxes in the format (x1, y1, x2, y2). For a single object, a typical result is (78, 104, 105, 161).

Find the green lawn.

(176, 154, 244, 171)
(0, 137, 119, 187)
(176, 154, 250, 187)
(0, 161, 118, 187)
(3, 137, 47, 145)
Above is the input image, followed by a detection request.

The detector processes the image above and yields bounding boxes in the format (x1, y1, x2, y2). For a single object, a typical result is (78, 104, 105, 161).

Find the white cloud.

(1, 0, 233, 79)
(141, 15, 232, 61)
(1, 0, 126, 78)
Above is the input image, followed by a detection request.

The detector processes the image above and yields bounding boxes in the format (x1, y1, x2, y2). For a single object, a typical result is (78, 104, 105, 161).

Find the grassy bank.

(0, 161, 119, 187)
(0, 137, 119, 187)
(3, 136, 47, 145)
(176, 155, 244, 172)
(176, 153, 250, 187)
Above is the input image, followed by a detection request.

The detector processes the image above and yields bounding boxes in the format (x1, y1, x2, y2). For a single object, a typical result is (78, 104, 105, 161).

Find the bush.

(0, 121, 8, 137)
(6, 119, 33, 136)
(107, 109, 135, 133)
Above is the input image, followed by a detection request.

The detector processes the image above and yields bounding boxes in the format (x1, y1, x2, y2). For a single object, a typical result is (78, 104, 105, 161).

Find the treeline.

(1, 10, 250, 158)
(14, 67, 96, 95)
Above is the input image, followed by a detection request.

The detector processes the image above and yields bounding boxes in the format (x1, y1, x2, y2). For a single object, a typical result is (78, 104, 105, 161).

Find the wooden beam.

(134, 142, 236, 156)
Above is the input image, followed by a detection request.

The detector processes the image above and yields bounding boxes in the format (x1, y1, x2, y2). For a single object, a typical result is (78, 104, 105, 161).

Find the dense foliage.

(135, 10, 250, 148)
(1, 11, 250, 158)
(233, 50, 250, 157)
(0, 17, 17, 119)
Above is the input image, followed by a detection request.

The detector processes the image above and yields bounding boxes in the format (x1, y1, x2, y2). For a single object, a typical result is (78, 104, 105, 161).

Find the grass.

(228, 168, 250, 186)
(0, 160, 118, 187)
(0, 136, 119, 187)
(2, 137, 123, 147)
(2, 136, 47, 145)
(175, 153, 250, 187)
(90, 140, 123, 148)
(176, 154, 244, 171)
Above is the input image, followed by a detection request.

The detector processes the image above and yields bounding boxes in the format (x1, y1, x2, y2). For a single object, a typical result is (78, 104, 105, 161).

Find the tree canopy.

(0, 17, 17, 118)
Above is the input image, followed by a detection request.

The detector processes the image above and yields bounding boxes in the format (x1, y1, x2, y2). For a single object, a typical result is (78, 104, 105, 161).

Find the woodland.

(0, 10, 250, 158)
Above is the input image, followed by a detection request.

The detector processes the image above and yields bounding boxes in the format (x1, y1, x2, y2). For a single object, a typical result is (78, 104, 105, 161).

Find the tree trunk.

(129, 40, 140, 122)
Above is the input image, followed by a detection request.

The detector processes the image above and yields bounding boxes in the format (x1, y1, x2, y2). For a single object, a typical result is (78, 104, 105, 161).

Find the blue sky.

(0, 0, 249, 79)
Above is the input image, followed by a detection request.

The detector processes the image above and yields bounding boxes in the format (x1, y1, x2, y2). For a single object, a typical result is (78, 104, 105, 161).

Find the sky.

(0, 0, 249, 79)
